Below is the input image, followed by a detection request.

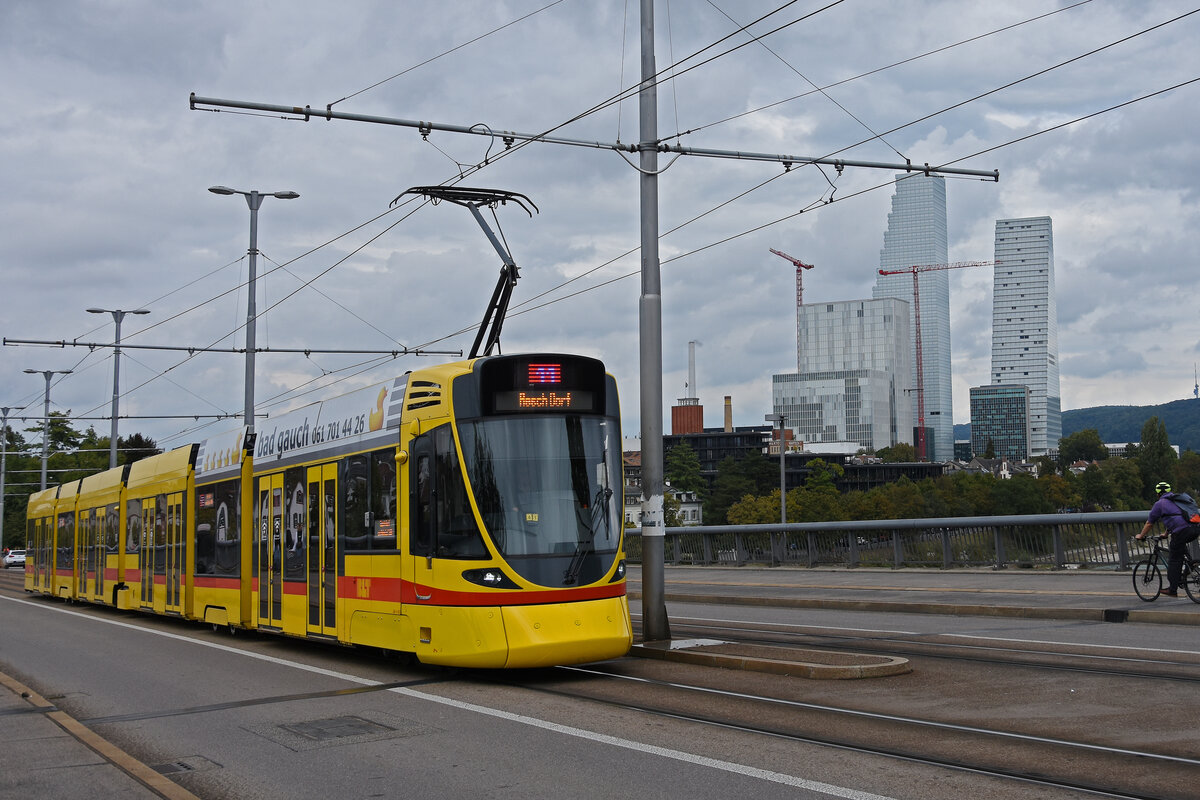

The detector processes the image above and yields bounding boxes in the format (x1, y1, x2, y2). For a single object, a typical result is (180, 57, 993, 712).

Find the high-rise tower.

(991, 217, 1060, 455)
(874, 174, 952, 460)
(772, 297, 912, 452)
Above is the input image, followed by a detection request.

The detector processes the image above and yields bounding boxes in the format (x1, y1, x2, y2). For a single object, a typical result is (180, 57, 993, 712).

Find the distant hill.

(955, 398, 1200, 453)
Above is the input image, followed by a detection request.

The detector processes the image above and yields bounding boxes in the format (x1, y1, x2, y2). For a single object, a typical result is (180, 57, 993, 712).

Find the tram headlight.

(462, 567, 520, 589)
(609, 559, 626, 582)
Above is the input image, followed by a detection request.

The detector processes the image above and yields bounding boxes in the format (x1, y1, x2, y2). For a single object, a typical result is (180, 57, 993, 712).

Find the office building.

(992, 217, 1060, 455)
(969, 384, 1032, 461)
(873, 174, 952, 460)
(772, 297, 912, 452)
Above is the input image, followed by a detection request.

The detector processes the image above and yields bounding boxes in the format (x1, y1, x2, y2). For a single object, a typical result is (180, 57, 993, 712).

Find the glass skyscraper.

(772, 298, 912, 452)
(970, 384, 1032, 461)
(873, 174, 952, 460)
(992, 216, 1060, 455)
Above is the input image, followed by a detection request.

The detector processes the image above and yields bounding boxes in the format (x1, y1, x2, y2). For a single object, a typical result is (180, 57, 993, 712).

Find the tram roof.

(125, 444, 198, 492)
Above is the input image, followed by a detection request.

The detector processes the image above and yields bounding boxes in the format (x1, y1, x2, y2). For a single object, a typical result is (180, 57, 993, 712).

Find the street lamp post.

(1, 406, 11, 548)
(208, 185, 299, 435)
(765, 413, 788, 526)
(24, 369, 73, 490)
(87, 307, 150, 469)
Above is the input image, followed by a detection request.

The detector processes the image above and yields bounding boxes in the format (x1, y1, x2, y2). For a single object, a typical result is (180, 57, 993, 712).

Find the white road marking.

(3, 595, 898, 800)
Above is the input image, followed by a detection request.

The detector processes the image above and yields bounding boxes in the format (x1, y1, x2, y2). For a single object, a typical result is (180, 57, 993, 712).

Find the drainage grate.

(279, 715, 394, 742)
(153, 756, 221, 775)
(246, 710, 434, 752)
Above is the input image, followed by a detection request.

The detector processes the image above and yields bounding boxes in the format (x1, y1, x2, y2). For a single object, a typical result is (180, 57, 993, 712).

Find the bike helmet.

(1155, 481, 1172, 495)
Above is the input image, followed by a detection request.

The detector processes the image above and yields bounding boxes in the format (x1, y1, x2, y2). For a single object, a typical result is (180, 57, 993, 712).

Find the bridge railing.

(623, 511, 1172, 570)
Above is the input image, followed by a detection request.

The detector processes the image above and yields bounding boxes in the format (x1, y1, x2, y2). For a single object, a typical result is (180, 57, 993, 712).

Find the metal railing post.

(1117, 523, 1131, 570)
(1052, 524, 1066, 569)
(994, 526, 1007, 569)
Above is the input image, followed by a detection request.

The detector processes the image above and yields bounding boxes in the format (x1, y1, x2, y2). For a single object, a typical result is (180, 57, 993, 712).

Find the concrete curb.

(631, 639, 911, 679)
(0, 670, 201, 800)
(629, 591, 1200, 627)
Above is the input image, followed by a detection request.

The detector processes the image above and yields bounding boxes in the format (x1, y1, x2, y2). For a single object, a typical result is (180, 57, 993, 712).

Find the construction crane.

(878, 260, 992, 461)
(769, 248, 816, 307)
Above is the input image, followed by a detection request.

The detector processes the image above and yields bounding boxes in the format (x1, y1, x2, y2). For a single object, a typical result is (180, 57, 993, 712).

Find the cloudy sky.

(3, 0, 1199, 456)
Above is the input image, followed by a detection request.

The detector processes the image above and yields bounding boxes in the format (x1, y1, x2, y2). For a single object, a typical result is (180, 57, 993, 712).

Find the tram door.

(164, 493, 184, 614)
(410, 433, 436, 603)
(139, 499, 156, 610)
(257, 474, 284, 628)
(306, 464, 338, 637)
(93, 509, 106, 601)
(34, 518, 50, 591)
(82, 510, 98, 601)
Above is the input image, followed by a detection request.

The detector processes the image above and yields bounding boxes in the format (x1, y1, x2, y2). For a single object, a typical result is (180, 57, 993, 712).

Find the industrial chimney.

(671, 341, 704, 434)
(724, 395, 733, 432)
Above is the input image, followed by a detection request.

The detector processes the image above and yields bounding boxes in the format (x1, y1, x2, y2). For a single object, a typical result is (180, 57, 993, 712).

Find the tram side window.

(410, 425, 486, 560)
(126, 499, 141, 554)
(195, 480, 240, 577)
(104, 503, 119, 553)
(155, 494, 168, 575)
(340, 448, 398, 552)
(283, 466, 306, 580)
(57, 511, 74, 571)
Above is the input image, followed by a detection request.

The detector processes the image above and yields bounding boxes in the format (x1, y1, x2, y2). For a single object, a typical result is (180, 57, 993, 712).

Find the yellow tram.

(24, 353, 632, 668)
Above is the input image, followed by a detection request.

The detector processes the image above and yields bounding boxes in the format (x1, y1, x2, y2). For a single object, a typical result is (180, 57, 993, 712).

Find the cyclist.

(1135, 481, 1200, 597)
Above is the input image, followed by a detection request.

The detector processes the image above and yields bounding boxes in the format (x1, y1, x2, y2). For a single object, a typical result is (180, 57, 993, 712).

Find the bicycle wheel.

(1184, 563, 1200, 604)
(1133, 560, 1162, 601)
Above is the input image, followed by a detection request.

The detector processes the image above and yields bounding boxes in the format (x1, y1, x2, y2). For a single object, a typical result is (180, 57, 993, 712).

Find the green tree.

(664, 440, 706, 500)
(1098, 458, 1145, 510)
(738, 450, 780, 494)
(1078, 464, 1113, 510)
(705, 457, 755, 525)
(119, 432, 160, 466)
(876, 442, 917, 463)
(1058, 428, 1107, 470)
(1135, 416, 1177, 500)
(983, 438, 996, 459)
(992, 473, 1053, 515)
(726, 491, 776, 525)
(788, 459, 846, 522)
(1173, 450, 1200, 497)
(1039, 472, 1081, 512)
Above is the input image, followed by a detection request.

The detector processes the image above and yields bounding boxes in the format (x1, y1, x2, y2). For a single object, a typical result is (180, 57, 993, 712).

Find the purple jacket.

(1148, 493, 1193, 535)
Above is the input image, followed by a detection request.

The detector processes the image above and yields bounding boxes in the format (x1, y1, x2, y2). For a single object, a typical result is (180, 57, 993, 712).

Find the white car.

(3, 549, 25, 568)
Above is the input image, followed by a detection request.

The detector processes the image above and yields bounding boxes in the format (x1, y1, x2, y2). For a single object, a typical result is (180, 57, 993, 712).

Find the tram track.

(7, 571, 1195, 798)
(635, 613, 1200, 683)
(477, 660, 1193, 800)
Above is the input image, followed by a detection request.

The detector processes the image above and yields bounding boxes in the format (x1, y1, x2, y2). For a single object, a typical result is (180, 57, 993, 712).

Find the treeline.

(665, 416, 1199, 526)
(1, 412, 159, 548)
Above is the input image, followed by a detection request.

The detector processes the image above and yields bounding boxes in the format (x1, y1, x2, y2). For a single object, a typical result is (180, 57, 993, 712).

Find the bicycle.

(1132, 534, 1200, 603)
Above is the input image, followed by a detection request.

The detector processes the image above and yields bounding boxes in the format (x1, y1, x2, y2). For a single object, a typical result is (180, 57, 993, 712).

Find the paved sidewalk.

(627, 564, 1200, 626)
(0, 670, 199, 800)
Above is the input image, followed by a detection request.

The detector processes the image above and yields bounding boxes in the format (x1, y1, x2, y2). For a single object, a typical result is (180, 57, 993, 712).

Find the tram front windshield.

(457, 414, 621, 587)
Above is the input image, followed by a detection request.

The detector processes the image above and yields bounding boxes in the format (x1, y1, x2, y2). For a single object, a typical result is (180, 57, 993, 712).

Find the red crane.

(769, 249, 815, 307)
(878, 261, 992, 460)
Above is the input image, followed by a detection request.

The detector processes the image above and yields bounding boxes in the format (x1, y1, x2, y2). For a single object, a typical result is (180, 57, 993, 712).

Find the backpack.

(1170, 492, 1200, 525)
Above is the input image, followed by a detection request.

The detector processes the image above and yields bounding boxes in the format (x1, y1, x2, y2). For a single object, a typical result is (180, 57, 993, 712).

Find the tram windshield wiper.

(563, 486, 612, 586)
